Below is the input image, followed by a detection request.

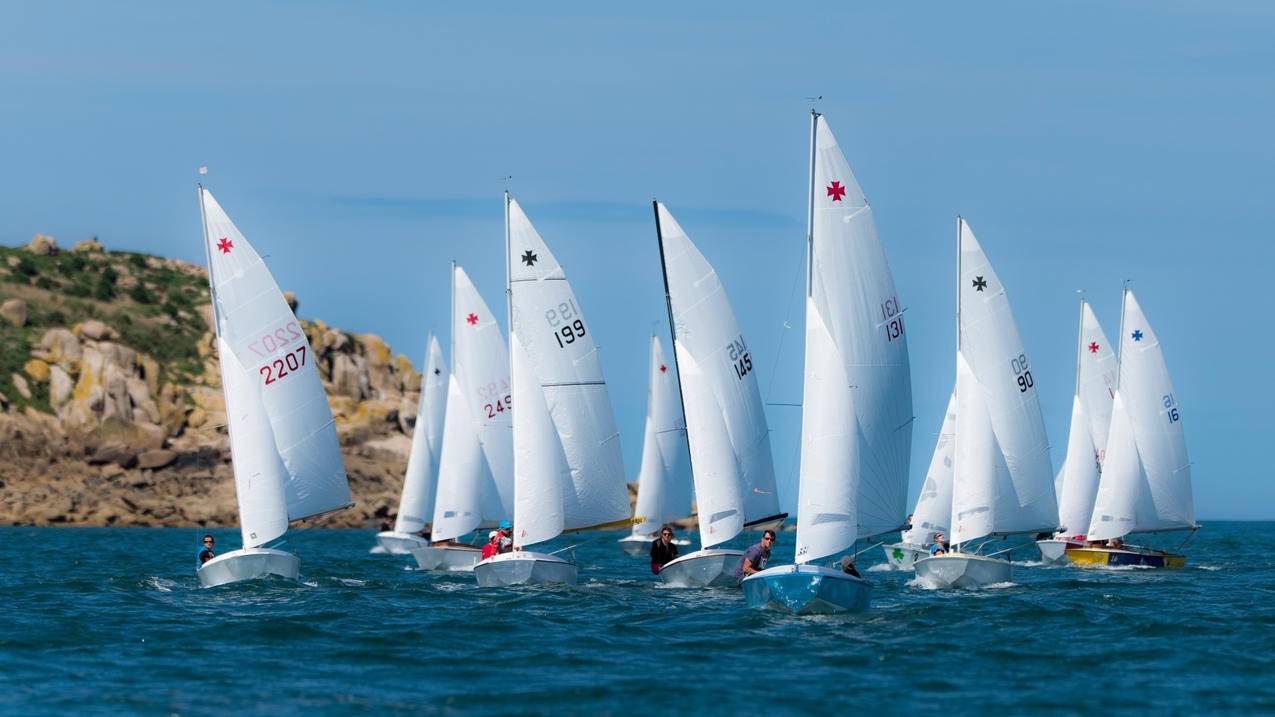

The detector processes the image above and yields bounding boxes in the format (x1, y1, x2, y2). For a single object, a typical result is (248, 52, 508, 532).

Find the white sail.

(508, 197, 629, 547)
(1055, 301, 1118, 536)
(632, 335, 692, 536)
(394, 335, 448, 534)
(218, 336, 289, 548)
(200, 189, 350, 522)
(795, 115, 913, 564)
(1087, 291, 1193, 540)
(430, 266, 515, 541)
(951, 220, 1056, 543)
(655, 203, 782, 548)
(902, 390, 956, 546)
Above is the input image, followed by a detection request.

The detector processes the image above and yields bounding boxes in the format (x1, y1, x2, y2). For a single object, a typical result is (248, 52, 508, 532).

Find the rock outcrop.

(0, 237, 424, 528)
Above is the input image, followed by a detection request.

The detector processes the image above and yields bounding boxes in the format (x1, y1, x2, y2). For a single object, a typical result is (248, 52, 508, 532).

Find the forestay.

(655, 203, 781, 548)
(431, 266, 514, 542)
(395, 335, 448, 534)
(951, 220, 1056, 543)
(632, 335, 692, 536)
(200, 189, 350, 522)
(902, 391, 956, 546)
(1055, 301, 1117, 536)
(1087, 290, 1193, 540)
(796, 115, 913, 564)
(508, 197, 628, 547)
(218, 337, 289, 548)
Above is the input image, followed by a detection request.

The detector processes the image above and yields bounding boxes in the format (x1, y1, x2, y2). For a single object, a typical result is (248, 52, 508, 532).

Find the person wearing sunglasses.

(649, 525, 680, 575)
(198, 534, 215, 566)
(734, 529, 776, 583)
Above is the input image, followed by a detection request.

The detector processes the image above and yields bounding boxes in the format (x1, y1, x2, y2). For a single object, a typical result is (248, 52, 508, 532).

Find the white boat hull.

(198, 547, 299, 588)
(618, 535, 650, 557)
(913, 553, 1011, 589)
(742, 564, 872, 614)
(410, 544, 483, 572)
(1036, 538, 1081, 565)
(881, 542, 929, 571)
(657, 548, 745, 587)
(375, 531, 430, 555)
(473, 551, 577, 587)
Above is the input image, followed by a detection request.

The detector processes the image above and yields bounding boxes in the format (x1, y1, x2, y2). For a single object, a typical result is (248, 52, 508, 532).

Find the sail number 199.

(546, 299, 588, 349)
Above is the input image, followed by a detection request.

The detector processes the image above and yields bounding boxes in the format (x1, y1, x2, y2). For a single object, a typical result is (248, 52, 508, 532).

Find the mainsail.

(394, 334, 448, 534)
(430, 265, 515, 542)
(902, 391, 956, 546)
(631, 335, 692, 536)
(1086, 290, 1193, 540)
(795, 113, 913, 564)
(507, 196, 628, 548)
(200, 188, 350, 523)
(1054, 301, 1117, 536)
(949, 219, 1056, 545)
(654, 202, 782, 549)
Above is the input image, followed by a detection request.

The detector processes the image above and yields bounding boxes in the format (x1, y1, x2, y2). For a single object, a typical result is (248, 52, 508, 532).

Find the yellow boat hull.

(1064, 547, 1186, 569)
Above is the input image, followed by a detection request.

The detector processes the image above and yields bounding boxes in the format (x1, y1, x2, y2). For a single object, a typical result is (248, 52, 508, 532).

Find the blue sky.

(2, 2, 1271, 519)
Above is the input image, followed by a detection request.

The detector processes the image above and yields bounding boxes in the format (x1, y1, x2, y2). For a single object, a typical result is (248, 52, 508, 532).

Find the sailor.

(481, 531, 501, 560)
(497, 520, 514, 553)
(735, 530, 776, 582)
(649, 525, 679, 574)
(838, 555, 862, 578)
(929, 532, 949, 556)
(198, 534, 215, 566)
(902, 513, 914, 542)
(379, 518, 393, 533)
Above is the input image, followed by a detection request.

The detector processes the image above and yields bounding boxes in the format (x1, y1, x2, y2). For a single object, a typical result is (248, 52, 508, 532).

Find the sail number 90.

(1011, 353, 1034, 393)
(546, 300, 588, 349)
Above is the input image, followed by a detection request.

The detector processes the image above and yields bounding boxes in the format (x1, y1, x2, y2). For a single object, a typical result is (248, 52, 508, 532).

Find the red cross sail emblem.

(216, 237, 234, 254)
(466, 313, 479, 326)
(826, 181, 847, 202)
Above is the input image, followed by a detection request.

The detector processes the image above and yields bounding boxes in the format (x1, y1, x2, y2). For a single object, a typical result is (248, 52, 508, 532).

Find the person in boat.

(497, 520, 514, 553)
(735, 530, 776, 583)
(649, 525, 679, 575)
(929, 532, 949, 556)
(838, 555, 861, 578)
(902, 514, 914, 542)
(198, 534, 215, 566)
(379, 518, 393, 533)
(1107, 536, 1126, 550)
(481, 531, 501, 560)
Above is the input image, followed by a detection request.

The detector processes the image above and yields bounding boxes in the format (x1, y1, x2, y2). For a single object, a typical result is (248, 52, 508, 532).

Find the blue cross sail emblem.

(1131, 329, 1144, 342)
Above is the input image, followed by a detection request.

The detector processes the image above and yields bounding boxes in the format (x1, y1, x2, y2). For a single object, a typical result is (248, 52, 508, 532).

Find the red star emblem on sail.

(466, 313, 479, 325)
(1088, 342, 1099, 354)
(216, 237, 234, 254)
(826, 181, 847, 202)
(659, 364, 667, 373)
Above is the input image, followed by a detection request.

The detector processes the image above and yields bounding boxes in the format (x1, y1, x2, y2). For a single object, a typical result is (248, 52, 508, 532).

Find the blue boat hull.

(741, 564, 872, 614)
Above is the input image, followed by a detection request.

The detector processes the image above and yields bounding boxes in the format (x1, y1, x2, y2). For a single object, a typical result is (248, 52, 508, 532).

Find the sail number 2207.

(260, 346, 308, 386)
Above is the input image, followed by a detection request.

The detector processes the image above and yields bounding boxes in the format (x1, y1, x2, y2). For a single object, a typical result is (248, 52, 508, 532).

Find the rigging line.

(764, 235, 806, 404)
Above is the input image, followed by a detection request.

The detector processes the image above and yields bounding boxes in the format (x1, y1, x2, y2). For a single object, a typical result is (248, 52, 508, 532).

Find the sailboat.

(376, 334, 447, 555)
(1067, 288, 1195, 568)
(412, 264, 515, 572)
(196, 186, 352, 588)
(1036, 299, 1117, 564)
(651, 201, 786, 588)
(912, 218, 1058, 589)
(743, 112, 913, 613)
(618, 335, 693, 557)
(472, 194, 630, 587)
(883, 391, 956, 570)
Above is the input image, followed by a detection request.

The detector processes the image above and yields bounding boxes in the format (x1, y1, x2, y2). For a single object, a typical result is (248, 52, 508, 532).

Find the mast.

(652, 200, 698, 493)
(504, 191, 513, 392)
(954, 214, 962, 553)
(197, 185, 221, 333)
(450, 260, 457, 376)
(955, 216, 962, 354)
(806, 110, 819, 298)
(1073, 294, 1086, 397)
(1116, 281, 1129, 390)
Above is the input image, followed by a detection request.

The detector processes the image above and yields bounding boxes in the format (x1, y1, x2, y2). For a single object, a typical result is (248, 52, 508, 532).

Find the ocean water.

(1, 524, 1272, 716)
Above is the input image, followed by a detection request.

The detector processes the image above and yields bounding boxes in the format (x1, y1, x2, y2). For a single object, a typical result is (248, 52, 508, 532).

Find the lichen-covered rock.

(77, 320, 116, 341)
(11, 374, 31, 400)
(24, 359, 50, 383)
(73, 237, 104, 253)
(1, 298, 27, 327)
(49, 365, 73, 408)
(137, 449, 177, 470)
(27, 234, 58, 255)
(37, 328, 83, 368)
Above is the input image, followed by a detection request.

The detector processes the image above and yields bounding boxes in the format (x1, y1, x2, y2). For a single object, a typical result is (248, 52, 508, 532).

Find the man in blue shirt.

(929, 532, 949, 556)
(198, 534, 215, 567)
(735, 530, 776, 583)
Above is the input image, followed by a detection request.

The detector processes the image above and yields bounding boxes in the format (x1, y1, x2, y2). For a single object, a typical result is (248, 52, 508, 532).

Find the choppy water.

(1, 524, 1272, 715)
